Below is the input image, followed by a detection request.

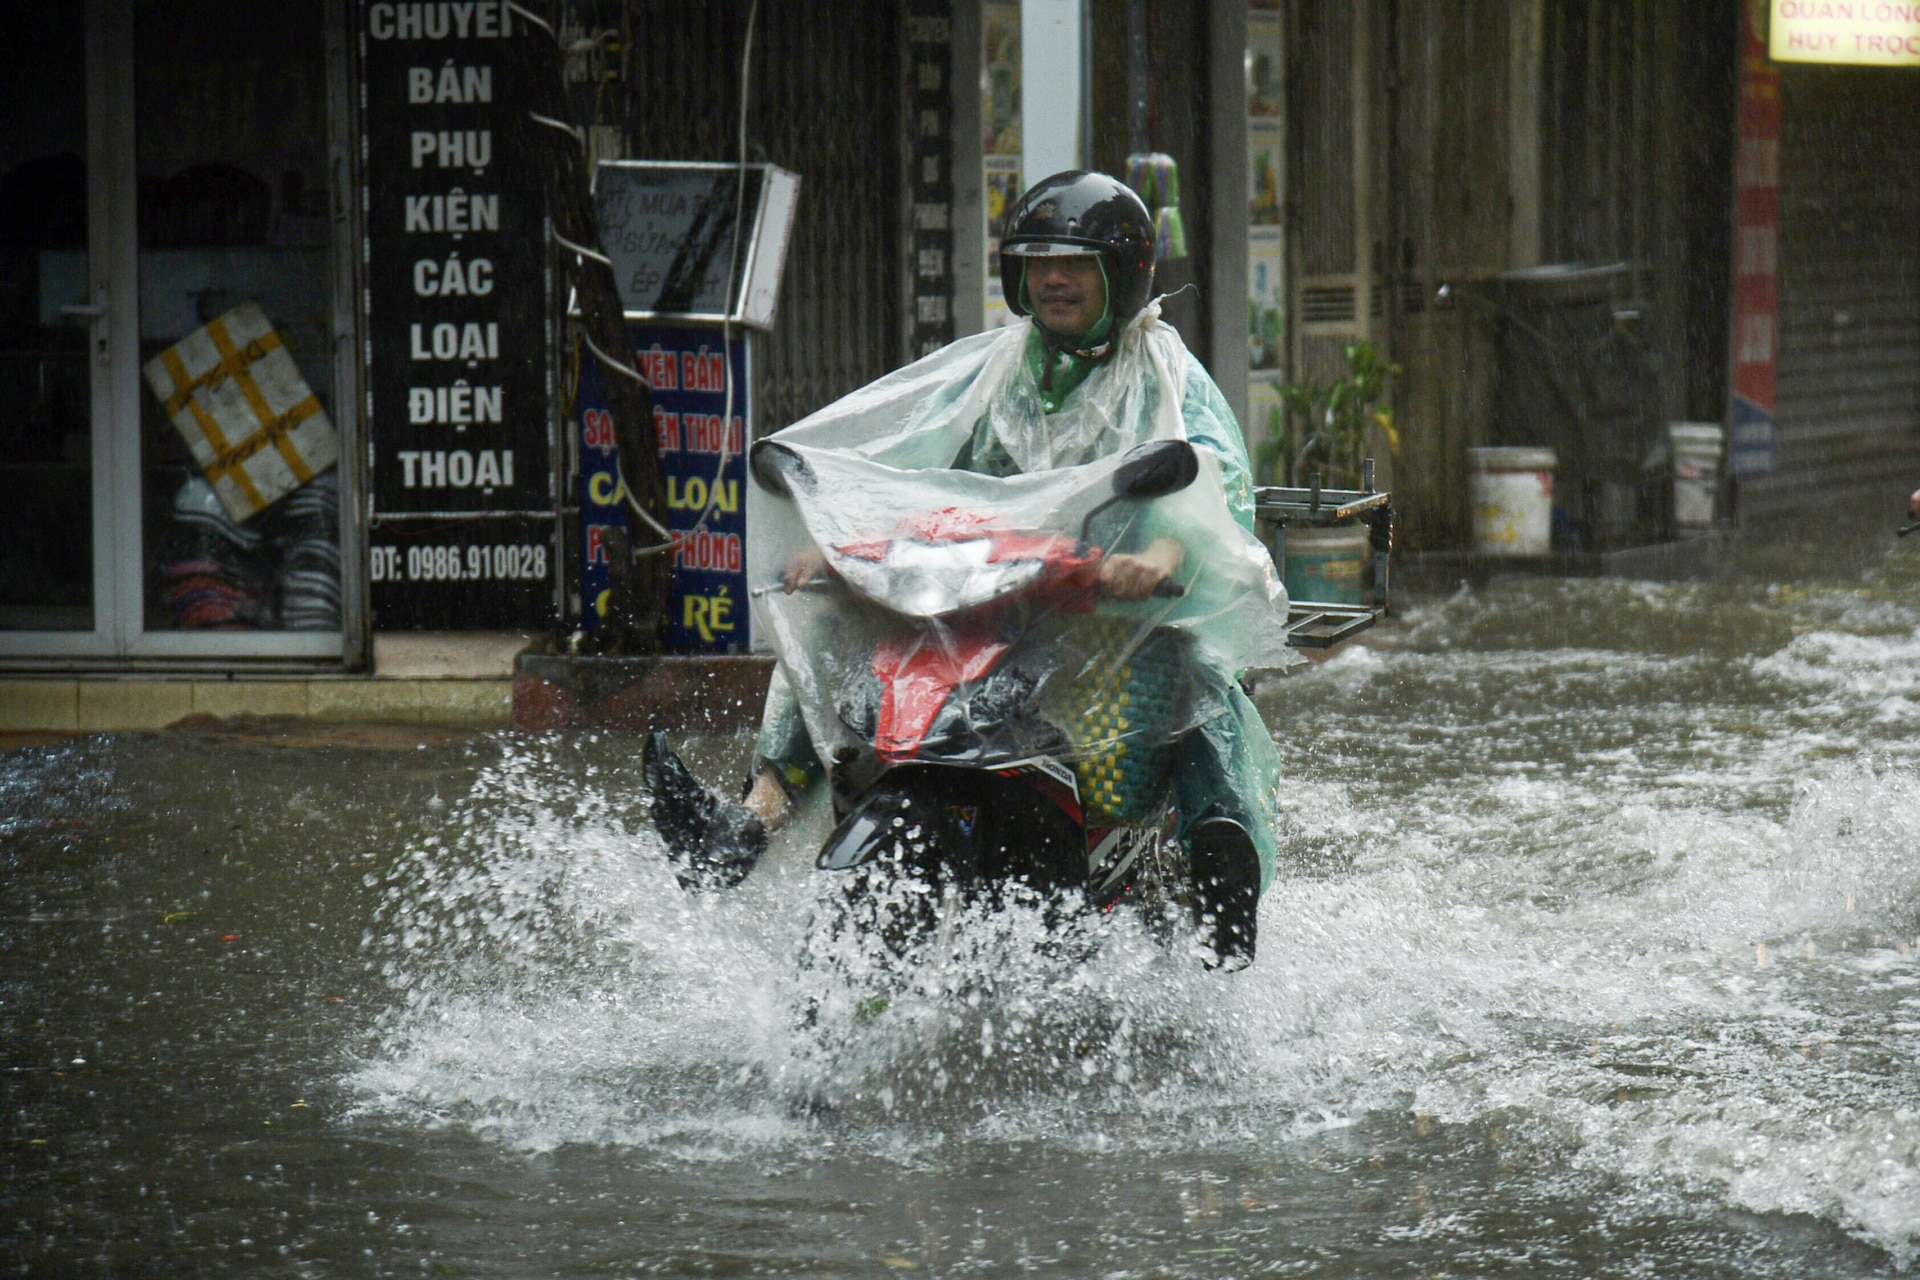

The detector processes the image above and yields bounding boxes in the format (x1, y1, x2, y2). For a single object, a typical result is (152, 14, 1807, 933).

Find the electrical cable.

(506, 0, 552, 37)
(531, 1, 673, 547)
(528, 110, 586, 145)
(636, 0, 761, 557)
(523, 0, 761, 559)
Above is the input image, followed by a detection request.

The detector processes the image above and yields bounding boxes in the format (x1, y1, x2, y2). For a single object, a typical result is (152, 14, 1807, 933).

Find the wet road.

(7, 532, 1920, 1276)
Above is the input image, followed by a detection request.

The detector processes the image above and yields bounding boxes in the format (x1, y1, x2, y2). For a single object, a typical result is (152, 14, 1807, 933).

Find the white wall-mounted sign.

(593, 161, 800, 330)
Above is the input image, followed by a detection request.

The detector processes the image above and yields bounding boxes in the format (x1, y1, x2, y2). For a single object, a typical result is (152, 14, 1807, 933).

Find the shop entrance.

(0, 0, 353, 665)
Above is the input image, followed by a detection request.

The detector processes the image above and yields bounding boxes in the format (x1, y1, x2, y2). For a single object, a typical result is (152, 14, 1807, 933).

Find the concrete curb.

(512, 652, 775, 734)
(0, 676, 512, 734)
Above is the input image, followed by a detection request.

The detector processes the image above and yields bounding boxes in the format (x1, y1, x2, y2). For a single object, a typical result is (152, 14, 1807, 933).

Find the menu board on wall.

(982, 1, 1022, 329)
(907, 2, 957, 358)
(1249, 227, 1285, 374)
(1246, 7, 1287, 479)
(358, 0, 556, 628)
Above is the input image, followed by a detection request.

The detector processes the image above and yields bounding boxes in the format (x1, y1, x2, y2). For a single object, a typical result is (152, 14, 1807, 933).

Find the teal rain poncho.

(747, 300, 1297, 889)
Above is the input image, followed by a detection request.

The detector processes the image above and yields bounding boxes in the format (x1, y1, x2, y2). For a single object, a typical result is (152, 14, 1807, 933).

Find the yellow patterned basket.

(1048, 619, 1191, 826)
(140, 301, 338, 523)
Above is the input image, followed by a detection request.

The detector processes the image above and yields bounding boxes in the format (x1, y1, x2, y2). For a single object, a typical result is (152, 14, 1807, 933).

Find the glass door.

(127, 0, 343, 657)
(0, 5, 100, 641)
(0, 0, 349, 663)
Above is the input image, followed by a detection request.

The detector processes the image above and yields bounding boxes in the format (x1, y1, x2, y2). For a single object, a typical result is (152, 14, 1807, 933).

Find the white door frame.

(0, 0, 350, 667)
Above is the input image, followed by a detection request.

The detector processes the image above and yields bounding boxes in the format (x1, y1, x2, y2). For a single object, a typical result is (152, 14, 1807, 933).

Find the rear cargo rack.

(1255, 470, 1394, 650)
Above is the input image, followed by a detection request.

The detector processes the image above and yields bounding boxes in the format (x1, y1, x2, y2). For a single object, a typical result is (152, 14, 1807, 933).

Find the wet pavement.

(7, 522, 1920, 1276)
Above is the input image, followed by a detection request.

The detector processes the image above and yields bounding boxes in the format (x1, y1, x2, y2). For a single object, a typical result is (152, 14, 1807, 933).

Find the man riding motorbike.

(648, 170, 1290, 971)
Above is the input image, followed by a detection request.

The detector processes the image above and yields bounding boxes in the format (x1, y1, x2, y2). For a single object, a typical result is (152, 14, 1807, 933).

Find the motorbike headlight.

(833, 538, 1044, 617)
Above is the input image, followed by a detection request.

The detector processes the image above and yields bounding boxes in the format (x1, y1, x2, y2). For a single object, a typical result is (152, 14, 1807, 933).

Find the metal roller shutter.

(1745, 66, 1920, 521)
(622, 0, 904, 432)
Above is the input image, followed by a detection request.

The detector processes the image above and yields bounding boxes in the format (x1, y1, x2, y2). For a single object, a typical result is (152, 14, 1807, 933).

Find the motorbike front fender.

(816, 765, 1092, 898)
(818, 785, 924, 871)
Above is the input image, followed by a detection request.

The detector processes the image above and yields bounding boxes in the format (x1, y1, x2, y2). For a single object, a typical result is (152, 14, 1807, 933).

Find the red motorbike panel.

(871, 634, 1010, 759)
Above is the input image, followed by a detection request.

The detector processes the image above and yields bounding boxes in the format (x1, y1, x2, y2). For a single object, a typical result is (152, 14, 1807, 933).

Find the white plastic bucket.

(1669, 422, 1722, 532)
(1468, 446, 1556, 557)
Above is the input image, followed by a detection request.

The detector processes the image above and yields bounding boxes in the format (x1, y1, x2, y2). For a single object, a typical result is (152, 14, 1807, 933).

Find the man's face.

(1025, 254, 1107, 338)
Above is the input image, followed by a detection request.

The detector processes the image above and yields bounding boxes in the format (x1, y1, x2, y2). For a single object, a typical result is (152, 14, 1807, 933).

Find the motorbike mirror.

(1112, 439, 1199, 499)
(1077, 440, 1201, 549)
(749, 441, 811, 497)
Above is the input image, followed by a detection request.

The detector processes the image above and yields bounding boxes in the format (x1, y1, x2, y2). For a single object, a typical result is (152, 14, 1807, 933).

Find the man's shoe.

(642, 732, 766, 891)
(1188, 812, 1260, 972)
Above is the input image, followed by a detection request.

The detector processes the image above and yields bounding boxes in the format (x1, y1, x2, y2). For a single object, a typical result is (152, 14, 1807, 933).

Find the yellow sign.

(1771, 0, 1920, 65)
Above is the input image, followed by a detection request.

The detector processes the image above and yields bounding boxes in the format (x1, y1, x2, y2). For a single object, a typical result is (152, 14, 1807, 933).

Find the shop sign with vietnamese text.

(577, 324, 750, 653)
(358, 0, 558, 628)
(1771, 0, 1920, 65)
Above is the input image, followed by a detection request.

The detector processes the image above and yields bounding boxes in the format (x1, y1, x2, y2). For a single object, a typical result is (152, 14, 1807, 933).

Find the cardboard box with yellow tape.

(141, 301, 339, 523)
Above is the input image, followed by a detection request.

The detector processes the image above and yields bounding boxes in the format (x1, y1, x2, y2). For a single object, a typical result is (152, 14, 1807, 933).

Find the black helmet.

(1001, 170, 1156, 327)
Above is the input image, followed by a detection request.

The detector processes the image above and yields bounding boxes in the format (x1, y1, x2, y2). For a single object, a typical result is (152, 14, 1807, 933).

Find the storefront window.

(133, 0, 341, 634)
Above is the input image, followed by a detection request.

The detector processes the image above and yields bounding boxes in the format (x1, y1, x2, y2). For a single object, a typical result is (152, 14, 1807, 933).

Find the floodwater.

(9, 532, 1920, 1277)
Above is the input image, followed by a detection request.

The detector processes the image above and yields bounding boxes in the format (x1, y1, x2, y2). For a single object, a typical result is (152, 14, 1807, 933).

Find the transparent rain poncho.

(747, 303, 1297, 888)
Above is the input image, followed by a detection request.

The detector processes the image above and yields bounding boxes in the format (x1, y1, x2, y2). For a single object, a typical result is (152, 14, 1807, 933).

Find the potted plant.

(1258, 338, 1401, 488)
(1255, 339, 1401, 605)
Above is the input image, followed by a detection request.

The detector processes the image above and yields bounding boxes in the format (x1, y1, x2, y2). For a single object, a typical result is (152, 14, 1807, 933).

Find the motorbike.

(774, 437, 1202, 920)
(645, 436, 1384, 966)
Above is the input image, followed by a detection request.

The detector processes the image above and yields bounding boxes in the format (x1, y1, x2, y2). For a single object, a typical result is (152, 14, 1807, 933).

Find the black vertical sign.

(358, 1, 555, 628)
(907, 4, 956, 358)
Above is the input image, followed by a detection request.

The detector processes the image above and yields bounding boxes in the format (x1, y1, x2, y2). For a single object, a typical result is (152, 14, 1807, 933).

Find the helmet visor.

(1001, 240, 1101, 259)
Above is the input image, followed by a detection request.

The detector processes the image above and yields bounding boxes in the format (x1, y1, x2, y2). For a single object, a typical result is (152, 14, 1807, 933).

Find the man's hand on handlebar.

(783, 545, 828, 593)
(1098, 536, 1185, 602)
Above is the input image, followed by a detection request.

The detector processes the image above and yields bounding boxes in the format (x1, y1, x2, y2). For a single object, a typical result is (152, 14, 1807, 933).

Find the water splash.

(348, 737, 1259, 1155)
(345, 565, 1920, 1265)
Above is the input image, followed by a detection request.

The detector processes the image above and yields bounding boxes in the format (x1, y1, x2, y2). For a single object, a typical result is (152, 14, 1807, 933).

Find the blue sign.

(1729, 394, 1777, 479)
(577, 323, 750, 652)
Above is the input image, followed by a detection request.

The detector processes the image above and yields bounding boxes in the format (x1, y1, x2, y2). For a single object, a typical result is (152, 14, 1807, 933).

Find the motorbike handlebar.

(755, 576, 1185, 600)
(751, 578, 832, 598)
